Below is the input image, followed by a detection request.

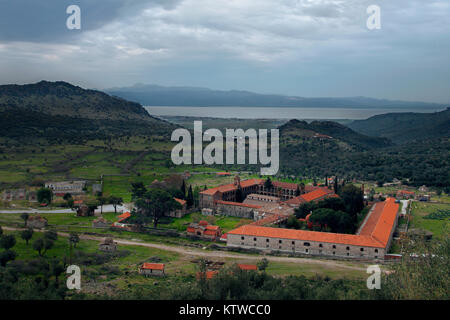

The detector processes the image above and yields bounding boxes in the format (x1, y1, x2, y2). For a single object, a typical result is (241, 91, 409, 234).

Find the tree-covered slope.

(348, 108, 450, 144)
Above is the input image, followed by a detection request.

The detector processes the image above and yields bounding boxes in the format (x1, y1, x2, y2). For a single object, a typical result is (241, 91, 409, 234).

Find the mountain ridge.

(106, 83, 444, 109)
(348, 107, 450, 144)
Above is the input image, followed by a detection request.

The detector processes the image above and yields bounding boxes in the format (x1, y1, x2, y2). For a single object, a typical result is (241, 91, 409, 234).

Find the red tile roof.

(397, 190, 415, 195)
(196, 271, 218, 279)
(285, 188, 336, 205)
(301, 188, 334, 202)
(228, 198, 399, 248)
(216, 172, 231, 176)
(237, 264, 258, 271)
(272, 181, 299, 190)
(174, 197, 186, 205)
(117, 211, 131, 222)
(200, 179, 264, 195)
(141, 263, 165, 270)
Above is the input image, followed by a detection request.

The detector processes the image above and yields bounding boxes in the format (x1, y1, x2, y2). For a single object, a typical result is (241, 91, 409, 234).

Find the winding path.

(3, 226, 368, 272)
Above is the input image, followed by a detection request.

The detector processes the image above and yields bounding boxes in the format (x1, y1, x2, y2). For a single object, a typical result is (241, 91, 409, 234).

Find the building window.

(279, 240, 282, 244)
(346, 247, 350, 250)
(305, 249, 309, 253)
(241, 236, 245, 240)
(360, 248, 364, 252)
(304, 242, 310, 246)
(333, 252, 335, 255)
(266, 239, 269, 242)
(319, 244, 323, 248)
(254, 238, 257, 241)
(347, 253, 349, 256)
(292, 241, 295, 245)
(332, 245, 336, 249)
(375, 249, 378, 253)
(279, 246, 282, 249)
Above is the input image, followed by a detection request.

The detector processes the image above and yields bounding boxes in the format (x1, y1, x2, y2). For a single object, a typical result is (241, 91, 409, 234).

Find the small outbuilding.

(139, 263, 165, 277)
(92, 217, 110, 228)
(98, 237, 117, 252)
(237, 264, 258, 271)
(26, 215, 48, 229)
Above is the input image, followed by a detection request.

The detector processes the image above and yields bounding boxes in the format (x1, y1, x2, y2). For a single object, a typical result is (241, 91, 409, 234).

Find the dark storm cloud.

(0, 0, 182, 42)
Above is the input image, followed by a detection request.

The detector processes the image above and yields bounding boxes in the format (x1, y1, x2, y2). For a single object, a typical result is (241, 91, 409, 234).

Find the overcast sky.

(0, 0, 449, 103)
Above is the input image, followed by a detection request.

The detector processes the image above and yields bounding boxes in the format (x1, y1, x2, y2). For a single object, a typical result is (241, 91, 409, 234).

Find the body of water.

(144, 106, 442, 120)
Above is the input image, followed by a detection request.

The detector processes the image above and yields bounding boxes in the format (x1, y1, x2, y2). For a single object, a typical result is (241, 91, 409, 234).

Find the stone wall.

(216, 202, 255, 219)
(227, 233, 385, 259)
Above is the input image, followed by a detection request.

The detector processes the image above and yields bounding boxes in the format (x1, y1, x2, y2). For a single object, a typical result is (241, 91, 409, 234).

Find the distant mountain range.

(348, 108, 450, 144)
(106, 84, 444, 109)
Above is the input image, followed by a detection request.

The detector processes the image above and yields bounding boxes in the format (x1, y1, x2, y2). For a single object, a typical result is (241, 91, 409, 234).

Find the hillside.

(279, 119, 392, 150)
(277, 120, 449, 188)
(348, 108, 450, 144)
(0, 81, 176, 142)
(106, 84, 443, 109)
(0, 81, 154, 121)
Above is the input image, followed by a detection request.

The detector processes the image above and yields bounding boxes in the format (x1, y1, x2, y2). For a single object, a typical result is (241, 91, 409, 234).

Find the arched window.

(304, 242, 310, 246)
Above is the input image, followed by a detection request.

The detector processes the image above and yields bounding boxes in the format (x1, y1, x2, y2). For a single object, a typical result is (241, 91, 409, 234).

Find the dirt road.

(3, 226, 368, 271)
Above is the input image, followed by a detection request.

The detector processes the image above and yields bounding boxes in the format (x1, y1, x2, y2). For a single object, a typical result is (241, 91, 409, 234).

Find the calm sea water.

(144, 106, 442, 120)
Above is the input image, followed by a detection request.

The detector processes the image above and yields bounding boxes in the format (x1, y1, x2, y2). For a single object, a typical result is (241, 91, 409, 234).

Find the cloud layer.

(0, 0, 449, 102)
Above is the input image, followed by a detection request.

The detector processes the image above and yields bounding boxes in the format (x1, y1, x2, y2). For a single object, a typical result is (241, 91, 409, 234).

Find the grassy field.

(158, 212, 253, 233)
(409, 201, 449, 239)
(1, 227, 369, 298)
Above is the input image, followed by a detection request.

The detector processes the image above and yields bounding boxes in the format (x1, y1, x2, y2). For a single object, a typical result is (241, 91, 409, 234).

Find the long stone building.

(226, 198, 400, 260)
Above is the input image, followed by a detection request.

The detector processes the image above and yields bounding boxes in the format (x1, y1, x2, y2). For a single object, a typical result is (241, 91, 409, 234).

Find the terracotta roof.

(228, 198, 399, 248)
(174, 197, 186, 205)
(300, 189, 334, 202)
(285, 188, 335, 205)
(141, 263, 165, 270)
(118, 211, 131, 222)
(206, 225, 220, 231)
(370, 198, 400, 246)
(186, 227, 196, 233)
(397, 190, 414, 195)
(238, 264, 258, 271)
(200, 179, 264, 195)
(272, 181, 299, 190)
(228, 224, 382, 247)
(199, 220, 208, 226)
(204, 229, 218, 236)
(216, 172, 231, 176)
(196, 271, 218, 279)
(216, 200, 262, 209)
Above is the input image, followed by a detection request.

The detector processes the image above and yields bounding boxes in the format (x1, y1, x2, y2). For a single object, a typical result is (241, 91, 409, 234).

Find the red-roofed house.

(285, 188, 336, 207)
(196, 271, 218, 280)
(139, 263, 165, 276)
(167, 197, 187, 218)
(117, 211, 131, 223)
(187, 221, 222, 241)
(396, 190, 415, 199)
(237, 264, 258, 271)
